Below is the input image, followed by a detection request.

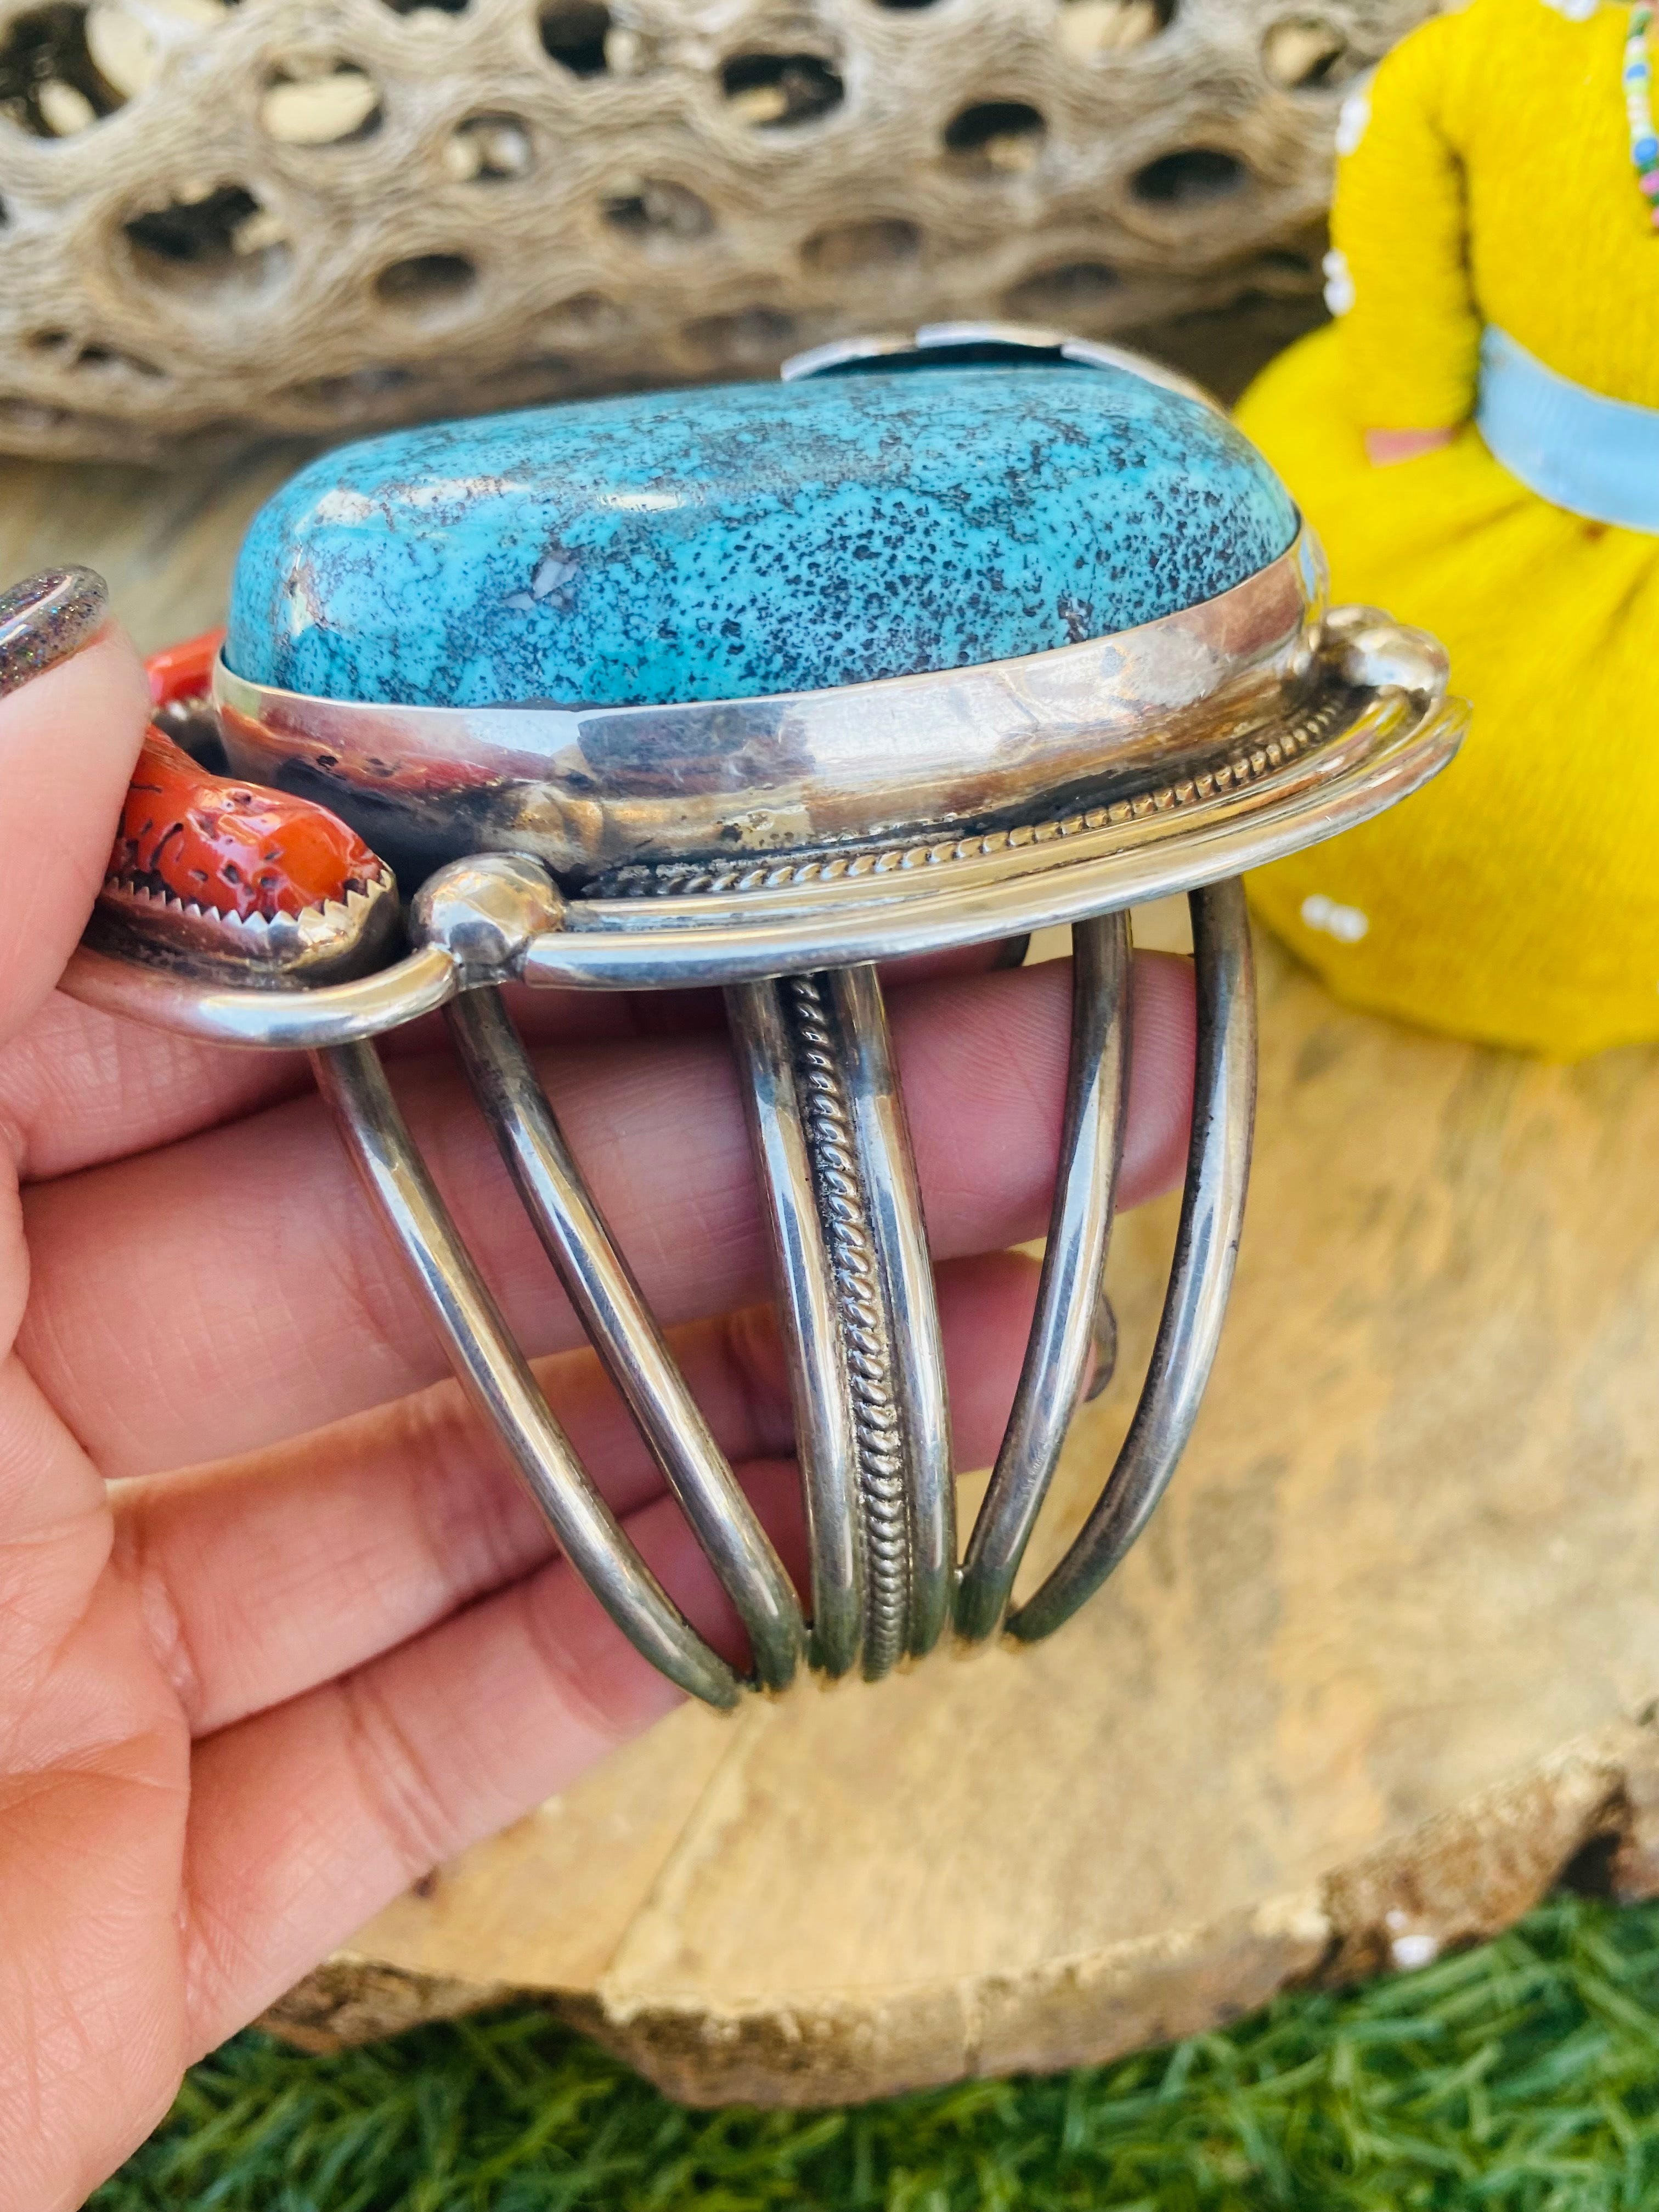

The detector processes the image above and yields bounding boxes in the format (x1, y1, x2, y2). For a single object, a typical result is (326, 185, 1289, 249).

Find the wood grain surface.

(7, 431, 1657, 2110)
(0, 0, 1408, 465)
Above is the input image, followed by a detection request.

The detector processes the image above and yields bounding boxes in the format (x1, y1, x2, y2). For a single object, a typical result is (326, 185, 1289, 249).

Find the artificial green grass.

(95, 1891, 1659, 2211)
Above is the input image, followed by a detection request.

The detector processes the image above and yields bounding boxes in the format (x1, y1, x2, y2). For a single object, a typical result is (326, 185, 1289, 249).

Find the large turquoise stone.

(227, 365, 1297, 709)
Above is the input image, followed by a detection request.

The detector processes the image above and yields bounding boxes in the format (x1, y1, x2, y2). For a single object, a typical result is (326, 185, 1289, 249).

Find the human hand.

(1364, 426, 1457, 466)
(0, 571, 1197, 2208)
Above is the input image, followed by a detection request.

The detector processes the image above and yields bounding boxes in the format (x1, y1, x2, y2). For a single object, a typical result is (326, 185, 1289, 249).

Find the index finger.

(0, 573, 149, 1053)
(8, 939, 1024, 1187)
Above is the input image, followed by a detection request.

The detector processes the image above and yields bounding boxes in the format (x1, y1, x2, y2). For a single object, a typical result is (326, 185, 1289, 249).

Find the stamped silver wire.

(825, 965, 954, 1663)
(730, 965, 953, 1679)
(786, 970, 915, 1680)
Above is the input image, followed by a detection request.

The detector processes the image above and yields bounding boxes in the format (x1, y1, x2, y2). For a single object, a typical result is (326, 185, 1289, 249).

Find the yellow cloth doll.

(1238, 0, 1659, 1059)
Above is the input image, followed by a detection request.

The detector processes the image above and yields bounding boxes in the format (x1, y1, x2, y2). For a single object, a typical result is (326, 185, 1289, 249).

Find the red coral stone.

(144, 627, 227, 708)
(111, 729, 381, 922)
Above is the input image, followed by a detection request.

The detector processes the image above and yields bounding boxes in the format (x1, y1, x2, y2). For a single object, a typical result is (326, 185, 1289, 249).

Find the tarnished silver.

(60, 328, 1470, 1707)
(409, 853, 566, 983)
(92, 857, 399, 984)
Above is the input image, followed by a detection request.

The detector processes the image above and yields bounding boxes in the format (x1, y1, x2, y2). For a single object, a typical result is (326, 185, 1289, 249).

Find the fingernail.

(1085, 1292, 1119, 1403)
(0, 566, 108, 699)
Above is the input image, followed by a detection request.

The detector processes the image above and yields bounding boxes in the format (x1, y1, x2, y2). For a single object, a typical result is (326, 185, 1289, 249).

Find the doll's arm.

(1328, 11, 1480, 458)
(1364, 427, 1455, 465)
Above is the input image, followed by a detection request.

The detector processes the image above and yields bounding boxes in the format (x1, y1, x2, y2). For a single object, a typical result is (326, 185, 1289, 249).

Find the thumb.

(0, 569, 151, 1047)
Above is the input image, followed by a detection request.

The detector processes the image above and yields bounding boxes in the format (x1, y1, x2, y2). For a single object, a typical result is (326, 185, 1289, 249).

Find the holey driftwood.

(0, 0, 1432, 461)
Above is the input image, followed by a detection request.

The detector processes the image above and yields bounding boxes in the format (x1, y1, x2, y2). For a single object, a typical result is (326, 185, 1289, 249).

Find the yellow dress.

(1238, 0, 1659, 1059)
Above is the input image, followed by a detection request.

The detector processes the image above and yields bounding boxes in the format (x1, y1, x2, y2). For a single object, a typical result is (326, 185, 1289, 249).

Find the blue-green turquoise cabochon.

(225, 364, 1299, 711)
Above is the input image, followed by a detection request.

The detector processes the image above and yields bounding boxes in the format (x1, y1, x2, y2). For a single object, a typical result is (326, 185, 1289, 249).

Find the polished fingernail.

(1084, 1291, 1119, 1403)
(0, 566, 109, 699)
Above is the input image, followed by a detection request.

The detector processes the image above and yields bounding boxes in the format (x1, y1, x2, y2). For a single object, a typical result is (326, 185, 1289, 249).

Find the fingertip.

(0, 622, 151, 1042)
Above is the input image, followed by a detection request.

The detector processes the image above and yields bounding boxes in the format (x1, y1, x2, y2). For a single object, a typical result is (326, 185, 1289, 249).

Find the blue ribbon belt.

(1477, 325, 1659, 535)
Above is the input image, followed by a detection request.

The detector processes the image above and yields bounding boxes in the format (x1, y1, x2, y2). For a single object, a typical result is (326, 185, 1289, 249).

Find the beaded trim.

(600, 693, 1352, 901)
(1626, 4, 1659, 225)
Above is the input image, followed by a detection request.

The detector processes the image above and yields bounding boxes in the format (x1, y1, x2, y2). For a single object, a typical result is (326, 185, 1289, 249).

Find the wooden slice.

(267, 932, 1659, 2104)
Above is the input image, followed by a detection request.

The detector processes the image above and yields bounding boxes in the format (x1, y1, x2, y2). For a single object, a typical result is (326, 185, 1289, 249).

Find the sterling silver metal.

(311, 1036, 746, 1711)
(447, 985, 805, 1693)
(956, 908, 1132, 1644)
(62, 659, 1454, 1047)
(60, 327, 1470, 1707)
(1006, 878, 1256, 1645)
(728, 962, 953, 1680)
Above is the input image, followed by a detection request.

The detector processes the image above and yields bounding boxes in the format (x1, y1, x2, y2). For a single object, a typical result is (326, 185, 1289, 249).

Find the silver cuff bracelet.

(63, 325, 1466, 1708)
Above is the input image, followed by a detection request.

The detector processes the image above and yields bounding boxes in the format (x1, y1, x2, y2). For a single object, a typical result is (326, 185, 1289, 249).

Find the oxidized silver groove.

(787, 972, 910, 1679)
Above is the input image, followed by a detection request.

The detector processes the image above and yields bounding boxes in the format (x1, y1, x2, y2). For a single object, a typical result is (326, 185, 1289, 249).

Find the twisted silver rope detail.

(600, 696, 1351, 901)
(787, 972, 910, 1677)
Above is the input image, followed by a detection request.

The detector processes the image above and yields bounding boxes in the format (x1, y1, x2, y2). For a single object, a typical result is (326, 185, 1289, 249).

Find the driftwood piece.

(0, 292, 1314, 594)
(0, 0, 1428, 464)
(10, 405, 1659, 2111)
(263, 933, 1659, 2106)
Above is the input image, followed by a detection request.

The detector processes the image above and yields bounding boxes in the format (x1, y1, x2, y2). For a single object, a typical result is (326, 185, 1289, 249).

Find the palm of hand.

(0, 631, 1193, 2209)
